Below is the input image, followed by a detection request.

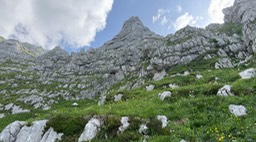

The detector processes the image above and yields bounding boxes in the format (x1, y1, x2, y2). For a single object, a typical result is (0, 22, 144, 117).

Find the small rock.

(78, 118, 102, 142)
(0, 113, 5, 118)
(217, 85, 234, 96)
(239, 68, 256, 79)
(72, 102, 78, 107)
(180, 139, 187, 142)
(114, 94, 123, 102)
(153, 70, 166, 81)
(157, 115, 168, 128)
(139, 124, 148, 134)
(183, 71, 190, 76)
(119, 117, 130, 133)
(98, 95, 106, 106)
(229, 105, 247, 117)
(146, 85, 155, 91)
(169, 84, 179, 89)
(158, 91, 171, 100)
(196, 74, 203, 79)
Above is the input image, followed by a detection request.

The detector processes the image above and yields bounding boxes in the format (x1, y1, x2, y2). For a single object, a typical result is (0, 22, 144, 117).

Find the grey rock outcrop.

(40, 127, 63, 142)
(0, 121, 26, 142)
(78, 118, 102, 142)
(0, 120, 63, 142)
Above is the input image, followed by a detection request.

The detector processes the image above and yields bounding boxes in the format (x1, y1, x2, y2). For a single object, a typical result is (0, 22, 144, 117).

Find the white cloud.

(173, 12, 203, 31)
(0, 0, 114, 49)
(176, 5, 183, 13)
(208, 0, 235, 23)
(152, 9, 170, 26)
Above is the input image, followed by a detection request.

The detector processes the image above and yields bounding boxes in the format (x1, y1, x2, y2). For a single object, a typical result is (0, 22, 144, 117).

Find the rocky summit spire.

(102, 16, 161, 49)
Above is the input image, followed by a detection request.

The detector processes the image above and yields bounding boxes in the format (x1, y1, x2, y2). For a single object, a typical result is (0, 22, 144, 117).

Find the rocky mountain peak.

(121, 16, 146, 31)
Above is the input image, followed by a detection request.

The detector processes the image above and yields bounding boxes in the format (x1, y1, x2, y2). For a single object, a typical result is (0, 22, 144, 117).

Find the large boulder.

(0, 121, 26, 142)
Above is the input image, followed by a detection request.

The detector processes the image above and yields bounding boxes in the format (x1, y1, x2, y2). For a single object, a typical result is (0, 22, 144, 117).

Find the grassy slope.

(0, 56, 256, 142)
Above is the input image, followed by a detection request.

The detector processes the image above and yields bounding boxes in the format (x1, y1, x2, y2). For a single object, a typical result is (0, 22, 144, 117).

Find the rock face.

(223, 0, 256, 53)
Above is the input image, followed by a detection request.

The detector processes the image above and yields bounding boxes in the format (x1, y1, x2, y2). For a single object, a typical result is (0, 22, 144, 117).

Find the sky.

(0, 0, 235, 52)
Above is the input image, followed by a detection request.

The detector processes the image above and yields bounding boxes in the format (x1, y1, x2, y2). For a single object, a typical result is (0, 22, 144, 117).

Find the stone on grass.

(169, 84, 179, 89)
(0, 113, 5, 118)
(217, 85, 234, 96)
(158, 91, 171, 100)
(157, 115, 168, 128)
(153, 70, 166, 81)
(139, 124, 148, 134)
(146, 85, 155, 91)
(78, 118, 102, 142)
(98, 95, 106, 106)
(114, 94, 123, 102)
(72, 102, 78, 107)
(180, 139, 187, 142)
(119, 117, 130, 133)
(229, 105, 247, 117)
(239, 68, 256, 79)
(196, 74, 203, 79)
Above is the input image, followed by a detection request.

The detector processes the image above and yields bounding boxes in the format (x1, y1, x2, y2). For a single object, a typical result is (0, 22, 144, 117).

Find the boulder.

(139, 124, 148, 134)
(215, 58, 234, 69)
(158, 91, 171, 100)
(0, 113, 5, 118)
(169, 84, 179, 89)
(229, 104, 247, 117)
(217, 85, 234, 96)
(78, 118, 102, 142)
(239, 68, 256, 79)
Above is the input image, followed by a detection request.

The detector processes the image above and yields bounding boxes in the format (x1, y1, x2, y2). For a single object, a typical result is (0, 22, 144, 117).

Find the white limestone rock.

(217, 85, 234, 96)
(114, 94, 123, 102)
(239, 68, 256, 79)
(146, 84, 155, 91)
(169, 84, 179, 89)
(0, 113, 5, 118)
(196, 74, 203, 79)
(98, 95, 106, 106)
(40, 127, 63, 142)
(153, 70, 166, 81)
(119, 117, 130, 133)
(139, 124, 148, 134)
(158, 91, 171, 100)
(78, 118, 102, 142)
(16, 120, 48, 142)
(0, 121, 26, 142)
(157, 115, 168, 128)
(215, 58, 234, 69)
(229, 104, 247, 117)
